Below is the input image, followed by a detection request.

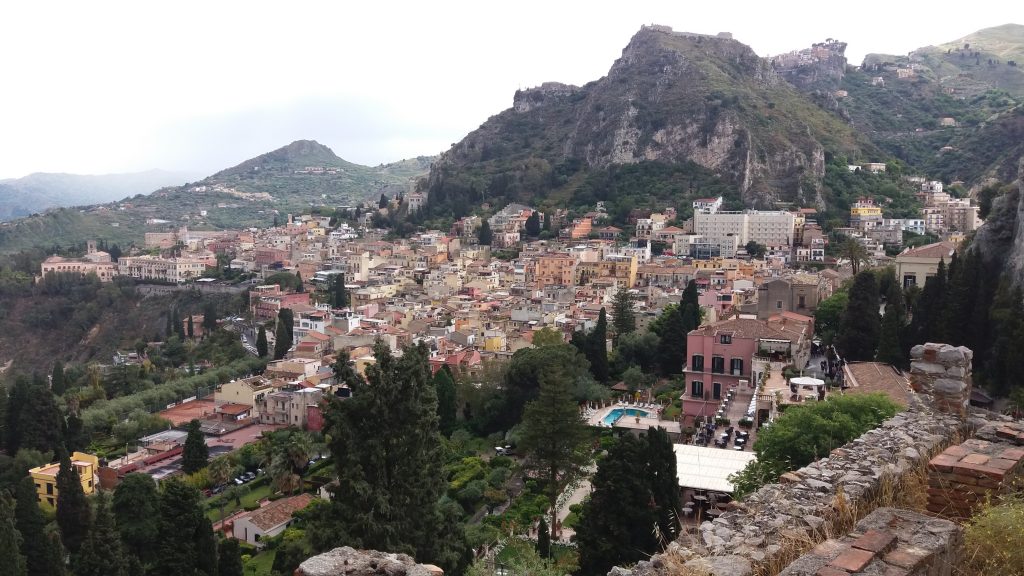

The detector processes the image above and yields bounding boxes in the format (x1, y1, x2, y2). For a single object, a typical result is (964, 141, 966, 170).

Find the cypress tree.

(877, 281, 908, 367)
(4, 376, 30, 453)
(837, 271, 881, 361)
(18, 379, 64, 454)
(908, 259, 947, 346)
(576, 435, 660, 576)
(202, 302, 218, 333)
(112, 473, 160, 566)
(378, 193, 388, 209)
(256, 326, 269, 358)
(0, 493, 27, 576)
(217, 538, 244, 576)
(65, 412, 87, 452)
(51, 361, 66, 396)
(536, 517, 551, 559)
(14, 477, 65, 576)
(433, 366, 458, 437)
(187, 315, 195, 339)
(543, 212, 551, 231)
(587, 308, 610, 383)
(477, 220, 493, 246)
(656, 306, 686, 375)
(76, 492, 128, 576)
(153, 479, 217, 576)
(333, 273, 349, 308)
(295, 271, 304, 293)
(273, 318, 291, 360)
(646, 427, 681, 543)
(182, 419, 209, 474)
(55, 447, 91, 553)
(682, 279, 699, 311)
(173, 307, 185, 340)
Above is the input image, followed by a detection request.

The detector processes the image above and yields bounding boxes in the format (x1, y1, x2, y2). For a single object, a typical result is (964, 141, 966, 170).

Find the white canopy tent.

(673, 444, 757, 493)
(790, 376, 825, 388)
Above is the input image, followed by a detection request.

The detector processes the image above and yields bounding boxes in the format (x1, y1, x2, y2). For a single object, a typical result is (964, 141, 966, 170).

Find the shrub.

(715, 417, 731, 426)
(962, 493, 1024, 573)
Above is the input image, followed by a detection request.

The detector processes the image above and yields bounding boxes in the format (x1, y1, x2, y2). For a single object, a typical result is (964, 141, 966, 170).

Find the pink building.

(684, 318, 760, 406)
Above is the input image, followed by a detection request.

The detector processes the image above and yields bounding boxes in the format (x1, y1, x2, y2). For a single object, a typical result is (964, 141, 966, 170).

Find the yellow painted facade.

(29, 451, 99, 507)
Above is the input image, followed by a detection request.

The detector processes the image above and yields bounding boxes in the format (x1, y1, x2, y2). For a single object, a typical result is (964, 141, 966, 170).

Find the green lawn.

(207, 482, 274, 522)
(243, 549, 275, 576)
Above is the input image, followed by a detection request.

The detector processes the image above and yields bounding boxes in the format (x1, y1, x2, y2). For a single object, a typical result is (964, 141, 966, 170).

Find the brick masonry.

(778, 507, 961, 576)
(927, 421, 1024, 520)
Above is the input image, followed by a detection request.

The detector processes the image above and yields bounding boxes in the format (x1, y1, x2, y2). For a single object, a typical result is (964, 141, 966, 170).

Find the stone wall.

(617, 343, 982, 576)
(778, 508, 961, 576)
(927, 421, 1024, 520)
(296, 547, 443, 576)
(908, 343, 973, 417)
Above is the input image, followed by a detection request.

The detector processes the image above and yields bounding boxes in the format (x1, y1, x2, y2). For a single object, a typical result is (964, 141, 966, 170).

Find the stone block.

(829, 548, 874, 572)
(932, 378, 966, 395)
(882, 547, 929, 570)
(851, 529, 896, 554)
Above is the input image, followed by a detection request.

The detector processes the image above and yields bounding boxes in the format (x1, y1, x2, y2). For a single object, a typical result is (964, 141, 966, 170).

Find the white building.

(117, 256, 209, 283)
(694, 211, 796, 256)
(692, 197, 723, 215)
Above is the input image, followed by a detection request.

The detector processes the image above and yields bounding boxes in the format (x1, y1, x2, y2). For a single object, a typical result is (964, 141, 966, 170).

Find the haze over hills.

(0, 140, 434, 253)
(0, 169, 203, 222)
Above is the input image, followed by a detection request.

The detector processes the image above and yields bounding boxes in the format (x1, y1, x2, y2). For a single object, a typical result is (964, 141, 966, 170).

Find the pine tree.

(112, 474, 159, 566)
(587, 308, 610, 383)
(433, 366, 458, 437)
(520, 369, 590, 537)
(611, 289, 636, 339)
(153, 479, 218, 576)
(536, 517, 551, 559)
(14, 477, 65, 576)
(525, 211, 541, 237)
(317, 341, 459, 571)
(182, 419, 209, 474)
(217, 538, 244, 576)
(51, 361, 66, 396)
(0, 493, 27, 576)
(837, 271, 881, 361)
(477, 220, 493, 246)
(76, 492, 128, 576)
(55, 448, 91, 553)
(256, 326, 269, 358)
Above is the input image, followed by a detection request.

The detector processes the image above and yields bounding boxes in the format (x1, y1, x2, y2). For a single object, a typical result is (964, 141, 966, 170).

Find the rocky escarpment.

(423, 25, 867, 212)
(970, 157, 1024, 285)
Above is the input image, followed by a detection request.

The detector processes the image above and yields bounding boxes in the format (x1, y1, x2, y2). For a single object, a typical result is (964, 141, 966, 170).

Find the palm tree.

(208, 456, 234, 488)
(268, 453, 301, 494)
(841, 237, 870, 275)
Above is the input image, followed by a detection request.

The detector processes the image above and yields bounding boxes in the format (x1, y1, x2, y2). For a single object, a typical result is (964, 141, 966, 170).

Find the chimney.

(908, 343, 972, 417)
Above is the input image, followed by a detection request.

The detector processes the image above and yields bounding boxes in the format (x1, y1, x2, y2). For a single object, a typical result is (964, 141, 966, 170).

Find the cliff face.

(424, 26, 866, 213)
(971, 157, 1024, 284)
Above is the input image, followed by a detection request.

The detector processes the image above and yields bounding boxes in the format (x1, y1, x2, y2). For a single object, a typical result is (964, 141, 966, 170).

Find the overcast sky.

(0, 1, 1015, 179)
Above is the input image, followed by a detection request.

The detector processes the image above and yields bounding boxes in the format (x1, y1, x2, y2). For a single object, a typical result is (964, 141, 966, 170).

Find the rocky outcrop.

(296, 547, 443, 576)
(423, 24, 866, 211)
(969, 157, 1024, 285)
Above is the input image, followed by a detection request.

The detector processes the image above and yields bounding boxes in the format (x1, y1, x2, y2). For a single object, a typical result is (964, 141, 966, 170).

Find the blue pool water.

(602, 408, 651, 426)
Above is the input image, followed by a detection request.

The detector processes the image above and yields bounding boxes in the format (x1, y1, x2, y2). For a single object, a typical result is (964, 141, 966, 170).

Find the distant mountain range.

(0, 141, 435, 253)
(0, 169, 203, 222)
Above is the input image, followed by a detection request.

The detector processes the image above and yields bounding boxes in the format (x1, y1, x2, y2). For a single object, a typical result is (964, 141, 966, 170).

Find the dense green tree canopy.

(182, 419, 209, 474)
(837, 271, 880, 361)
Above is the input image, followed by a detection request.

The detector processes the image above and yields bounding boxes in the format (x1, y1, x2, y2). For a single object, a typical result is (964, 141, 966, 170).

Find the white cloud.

(0, 0, 1013, 177)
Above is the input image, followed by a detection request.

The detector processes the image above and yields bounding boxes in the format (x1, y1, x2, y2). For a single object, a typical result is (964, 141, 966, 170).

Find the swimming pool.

(602, 408, 651, 426)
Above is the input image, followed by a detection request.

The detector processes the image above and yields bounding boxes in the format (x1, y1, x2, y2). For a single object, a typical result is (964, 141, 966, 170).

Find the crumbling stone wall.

(296, 547, 443, 576)
(778, 507, 961, 576)
(617, 344, 980, 576)
(927, 421, 1024, 520)
(908, 343, 973, 417)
